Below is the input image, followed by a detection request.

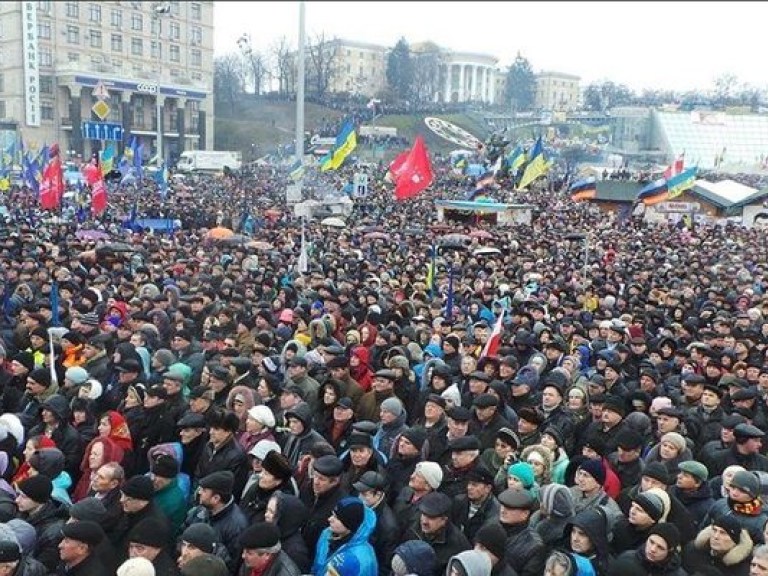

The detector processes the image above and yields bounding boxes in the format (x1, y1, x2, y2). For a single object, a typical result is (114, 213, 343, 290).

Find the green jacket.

(153, 477, 188, 535)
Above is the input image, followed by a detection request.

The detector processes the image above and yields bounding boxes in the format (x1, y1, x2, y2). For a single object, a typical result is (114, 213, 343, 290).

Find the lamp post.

(153, 2, 170, 165)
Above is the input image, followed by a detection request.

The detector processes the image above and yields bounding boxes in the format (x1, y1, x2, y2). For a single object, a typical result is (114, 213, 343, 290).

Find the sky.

(213, 1, 768, 93)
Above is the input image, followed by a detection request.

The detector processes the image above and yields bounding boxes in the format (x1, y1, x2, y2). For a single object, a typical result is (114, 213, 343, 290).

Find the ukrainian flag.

(666, 167, 697, 200)
(505, 145, 526, 174)
(518, 136, 548, 189)
(100, 143, 115, 176)
(320, 120, 357, 172)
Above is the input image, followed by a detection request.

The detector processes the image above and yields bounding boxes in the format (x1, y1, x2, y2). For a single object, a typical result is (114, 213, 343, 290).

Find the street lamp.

(153, 2, 170, 165)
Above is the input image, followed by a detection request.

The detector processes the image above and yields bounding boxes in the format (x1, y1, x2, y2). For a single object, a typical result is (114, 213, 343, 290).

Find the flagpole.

(295, 1, 306, 200)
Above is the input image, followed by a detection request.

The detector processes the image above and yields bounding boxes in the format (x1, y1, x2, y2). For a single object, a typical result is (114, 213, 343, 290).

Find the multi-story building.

(535, 71, 581, 111)
(325, 39, 388, 97)
(0, 0, 214, 162)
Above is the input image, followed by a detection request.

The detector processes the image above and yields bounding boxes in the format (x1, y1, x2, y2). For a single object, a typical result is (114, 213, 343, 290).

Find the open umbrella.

(363, 232, 390, 241)
(469, 229, 494, 239)
(76, 229, 110, 241)
(205, 227, 235, 240)
(219, 234, 251, 246)
(246, 240, 274, 250)
(321, 217, 347, 228)
(474, 247, 502, 256)
(442, 233, 472, 244)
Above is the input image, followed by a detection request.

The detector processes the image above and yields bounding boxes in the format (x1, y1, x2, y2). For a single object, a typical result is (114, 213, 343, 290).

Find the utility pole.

(295, 1, 306, 198)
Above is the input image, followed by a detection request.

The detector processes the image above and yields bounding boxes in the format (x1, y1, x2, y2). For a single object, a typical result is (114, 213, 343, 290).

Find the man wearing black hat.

(326, 356, 364, 409)
(57, 520, 107, 576)
(710, 422, 768, 476)
(17, 474, 67, 572)
(612, 523, 682, 576)
(114, 475, 172, 563)
(194, 408, 248, 499)
(580, 395, 627, 457)
(28, 394, 84, 480)
(539, 376, 575, 455)
(17, 367, 55, 429)
(240, 450, 294, 524)
(176, 412, 209, 478)
(686, 379, 726, 451)
(178, 523, 221, 571)
(699, 413, 747, 473)
(417, 393, 449, 462)
(102, 358, 144, 413)
(450, 466, 500, 542)
(149, 453, 187, 535)
(286, 357, 320, 413)
(355, 471, 399, 574)
(682, 513, 753, 575)
(474, 522, 516, 576)
(207, 365, 234, 408)
(184, 470, 248, 571)
(441, 436, 482, 499)
(496, 488, 546, 576)
(134, 384, 176, 473)
(240, 522, 301, 576)
(301, 455, 347, 561)
(400, 491, 471, 576)
(126, 517, 178, 576)
(469, 393, 510, 452)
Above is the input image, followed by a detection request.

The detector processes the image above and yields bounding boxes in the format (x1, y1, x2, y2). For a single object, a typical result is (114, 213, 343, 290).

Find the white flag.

(297, 221, 309, 273)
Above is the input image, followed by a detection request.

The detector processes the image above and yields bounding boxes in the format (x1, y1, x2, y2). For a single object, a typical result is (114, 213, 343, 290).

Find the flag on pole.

(666, 167, 697, 199)
(154, 160, 169, 199)
(130, 137, 144, 179)
(39, 155, 64, 210)
(394, 136, 434, 201)
(480, 310, 505, 359)
(569, 177, 597, 202)
(663, 153, 685, 180)
(518, 136, 548, 189)
(320, 119, 357, 171)
(385, 150, 410, 183)
(505, 145, 526, 174)
(445, 267, 454, 321)
(47, 329, 59, 387)
(100, 143, 116, 176)
(426, 244, 437, 295)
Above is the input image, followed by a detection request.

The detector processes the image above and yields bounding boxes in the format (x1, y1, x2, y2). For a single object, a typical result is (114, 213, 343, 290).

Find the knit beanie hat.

(474, 522, 508, 560)
(380, 397, 404, 417)
(649, 522, 681, 552)
(413, 461, 443, 490)
(65, 367, 89, 385)
(17, 475, 52, 504)
(400, 427, 427, 451)
(730, 470, 761, 499)
(634, 492, 665, 522)
(392, 541, 437, 576)
(712, 513, 742, 544)
(660, 432, 686, 453)
(333, 497, 365, 533)
(116, 558, 155, 576)
(507, 462, 535, 489)
(578, 459, 606, 485)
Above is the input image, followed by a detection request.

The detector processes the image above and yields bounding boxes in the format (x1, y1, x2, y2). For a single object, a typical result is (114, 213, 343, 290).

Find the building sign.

(21, 2, 40, 127)
(74, 75, 206, 100)
(656, 202, 700, 213)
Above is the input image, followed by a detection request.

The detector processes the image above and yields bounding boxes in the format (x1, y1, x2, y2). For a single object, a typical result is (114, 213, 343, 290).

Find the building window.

(0, 74, 4, 93)
(131, 13, 142, 31)
(169, 44, 180, 62)
(111, 34, 123, 52)
(190, 49, 201, 67)
(191, 3, 201, 20)
(66, 25, 79, 44)
(90, 30, 102, 48)
(41, 104, 54, 121)
(131, 38, 143, 56)
(111, 9, 122, 28)
(135, 106, 144, 127)
(151, 18, 161, 36)
(151, 41, 161, 59)
(170, 1, 180, 16)
(89, 4, 101, 22)
(170, 68, 179, 77)
(38, 20, 51, 39)
(37, 1, 51, 13)
(39, 76, 53, 94)
(68, 52, 79, 63)
(66, 2, 79, 18)
(169, 22, 180, 40)
(190, 26, 202, 44)
(39, 48, 52, 66)
(0, 101, 5, 118)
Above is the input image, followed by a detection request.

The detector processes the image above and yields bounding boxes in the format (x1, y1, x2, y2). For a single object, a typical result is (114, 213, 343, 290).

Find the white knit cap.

(414, 461, 443, 490)
(117, 557, 155, 576)
(247, 405, 276, 428)
(249, 439, 281, 461)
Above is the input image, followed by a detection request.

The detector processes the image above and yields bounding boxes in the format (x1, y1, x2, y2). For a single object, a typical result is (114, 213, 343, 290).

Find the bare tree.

(411, 42, 443, 103)
(306, 33, 339, 98)
(214, 53, 245, 113)
(271, 36, 295, 96)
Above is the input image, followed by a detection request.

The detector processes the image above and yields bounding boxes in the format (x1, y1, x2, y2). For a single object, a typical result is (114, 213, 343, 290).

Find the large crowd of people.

(0, 140, 767, 576)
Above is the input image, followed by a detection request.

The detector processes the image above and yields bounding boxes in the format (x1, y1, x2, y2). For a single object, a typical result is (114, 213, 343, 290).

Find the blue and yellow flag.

(666, 167, 697, 199)
(505, 145, 526, 174)
(320, 120, 357, 172)
(518, 136, 548, 189)
(100, 143, 116, 176)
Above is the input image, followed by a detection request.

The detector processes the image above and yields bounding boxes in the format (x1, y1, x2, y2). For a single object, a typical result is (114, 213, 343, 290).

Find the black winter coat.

(23, 500, 69, 573)
(370, 499, 400, 576)
(401, 521, 471, 576)
(502, 522, 546, 576)
(194, 435, 248, 499)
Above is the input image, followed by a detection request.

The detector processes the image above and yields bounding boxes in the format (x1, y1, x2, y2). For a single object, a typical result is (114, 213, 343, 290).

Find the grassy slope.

(214, 98, 490, 156)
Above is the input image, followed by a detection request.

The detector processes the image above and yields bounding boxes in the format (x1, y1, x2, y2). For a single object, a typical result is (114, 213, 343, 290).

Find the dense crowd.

(0, 147, 767, 576)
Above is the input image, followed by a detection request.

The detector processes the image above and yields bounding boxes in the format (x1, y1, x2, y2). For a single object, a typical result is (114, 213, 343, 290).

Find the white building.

(0, 0, 214, 162)
(439, 51, 499, 104)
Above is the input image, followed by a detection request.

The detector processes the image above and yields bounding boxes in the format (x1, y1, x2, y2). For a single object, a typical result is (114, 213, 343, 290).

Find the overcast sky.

(213, 1, 767, 93)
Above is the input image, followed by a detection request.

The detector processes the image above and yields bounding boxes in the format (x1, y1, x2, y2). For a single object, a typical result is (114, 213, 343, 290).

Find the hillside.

(214, 98, 490, 158)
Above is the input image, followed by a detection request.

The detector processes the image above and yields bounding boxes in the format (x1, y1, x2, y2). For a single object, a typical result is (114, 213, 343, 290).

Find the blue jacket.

(312, 499, 378, 576)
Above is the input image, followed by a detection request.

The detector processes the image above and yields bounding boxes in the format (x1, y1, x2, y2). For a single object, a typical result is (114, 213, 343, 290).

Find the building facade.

(0, 0, 214, 163)
(326, 39, 388, 97)
(438, 51, 499, 104)
(535, 71, 581, 111)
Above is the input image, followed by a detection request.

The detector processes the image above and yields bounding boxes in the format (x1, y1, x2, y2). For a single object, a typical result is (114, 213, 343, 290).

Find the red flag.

(663, 154, 684, 180)
(480, 310, 505, 359)
(394, 136, 434, 201)
(91, 179, 107, 215)
(82, 161, 101, 186)
(39, 157, 63, 211)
